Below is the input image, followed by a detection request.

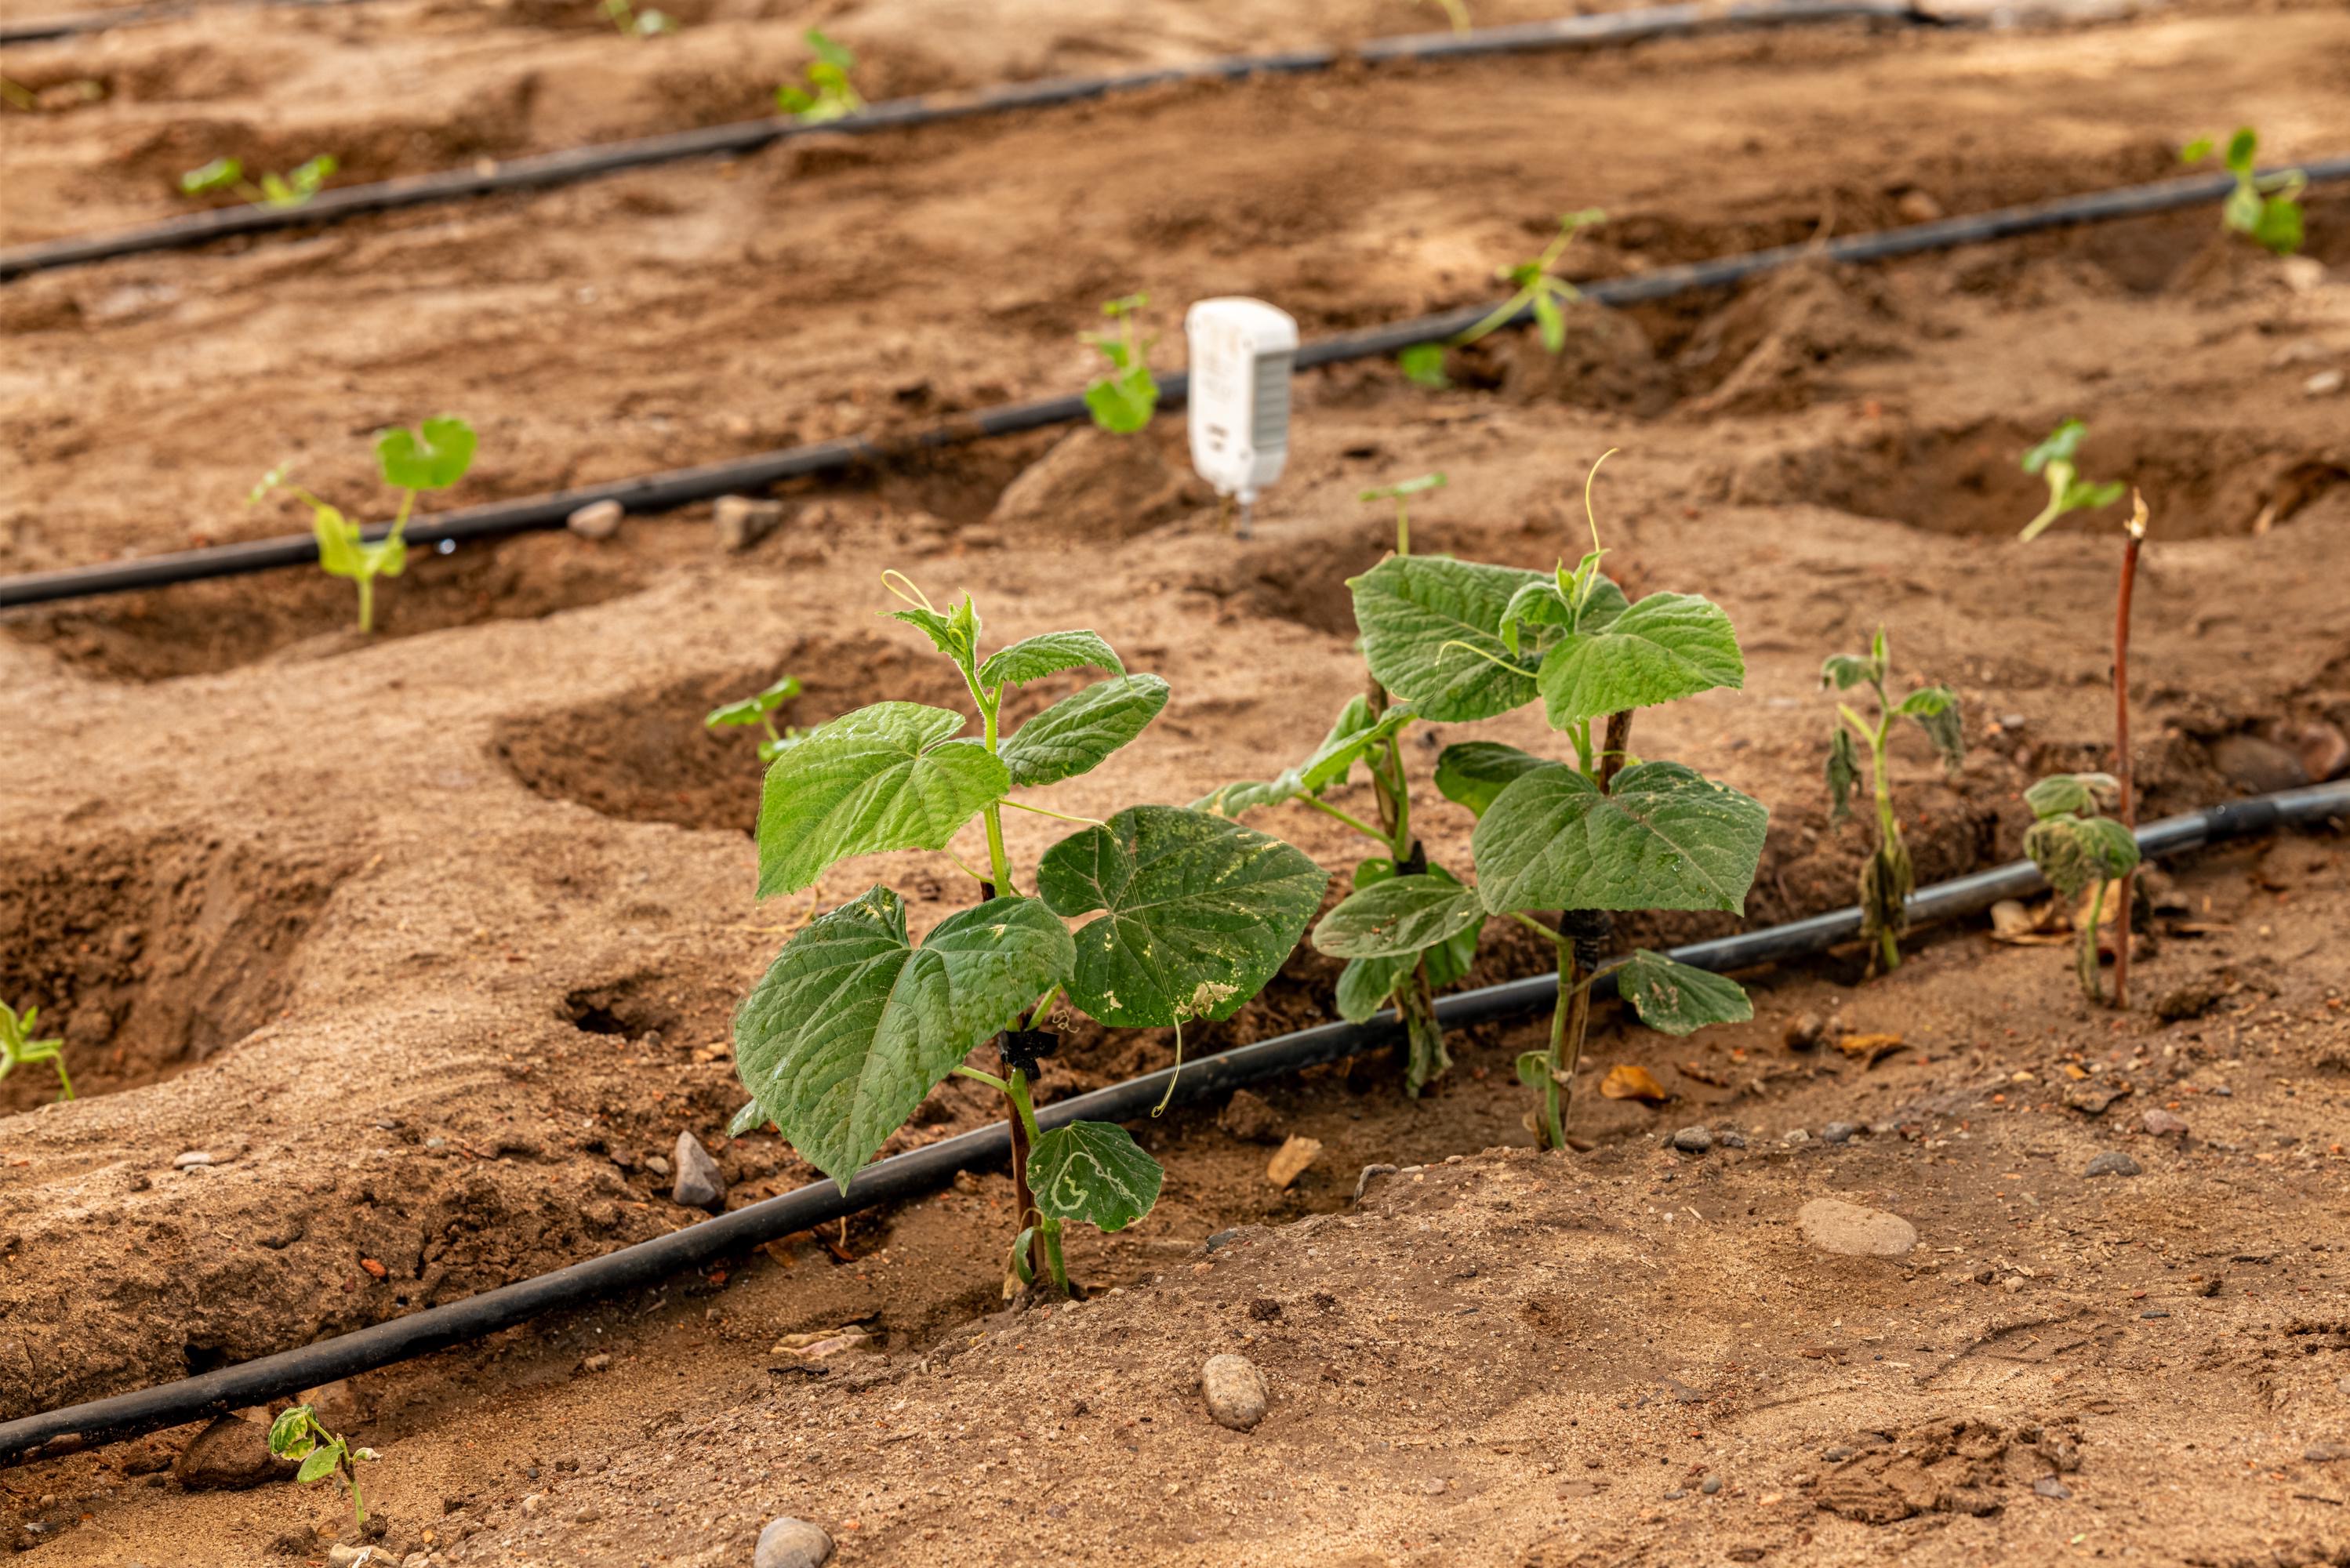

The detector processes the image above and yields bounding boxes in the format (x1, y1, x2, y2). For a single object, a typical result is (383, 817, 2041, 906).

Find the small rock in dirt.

(1782, 1013, 1825, 1051)
(174, 1415, 292, 1490)
(1700, 1475, 1723, 1495)
(579, 1353, 612, 1374)
(1216, 1089, 1285, 1145)
(2142, 1109, 2189, 1138)
(2063, 1082, 2129, 1116)
(1353, 1163, 1398, 1203)
(2033, 1476, 2072, 1500)
(670, 1131, 726, 1210)
(2308, 368, 2346, 397)
(324, 1547, 372, 1567)
(644, 1154, 672, 1178)
(1717, 1130, 1748, 1149)
(2305, 1443, 2350, 1463)
(1670, 1126, 1714, 1153)
(2300, 721, 2350, 783)
(2211, 734, 2310, 795)
(1782, 1128, 1813, 1147)
(572, 1505, 601, 1524)
(2084, 1151, 2141, 1178)
(1796, 1197, 1916, 1258)
(2155, 978, 2225, 1022)
(1200, 1352, 1269, 1432)
(521, 1493, 544, 1515)
(173, 1151, 213, 1169)
(1203, 1228, 1244, 1254)
(754, 1515, 834, 1568)
(565, 499, 623, 540)
(714, 495, 786, 553)
(1266, 1134, 1321, 1190)
(1821, 1121, 1858, 1145)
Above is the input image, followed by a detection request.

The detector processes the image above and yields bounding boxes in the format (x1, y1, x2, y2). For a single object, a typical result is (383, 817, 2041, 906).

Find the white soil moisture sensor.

(1184, 297, 1298, 537)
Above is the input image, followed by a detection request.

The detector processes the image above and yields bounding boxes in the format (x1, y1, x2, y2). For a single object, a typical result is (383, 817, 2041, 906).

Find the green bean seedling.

(179, 154, 337, 209)
(2182, 127, 2305, 256)
(252, 416, 478, 633)
(727, 575, 1320, 1298)
(775, 28, 864, 120)
(0, 1001, 73, 1103)
(2022, 773, 2142, 1004)
(267, 1406, 378, 1534)
(1822, 630, 1963, 974)
(2018, 419, 2124, 541)
(1081, 293, 1159, 434)
(706, 676, 806, 761)
(602, 0, 676, 35)
(1400, 209, 1605, 390)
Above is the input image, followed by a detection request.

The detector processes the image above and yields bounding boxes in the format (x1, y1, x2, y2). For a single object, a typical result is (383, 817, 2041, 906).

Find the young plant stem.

(1001, 1059, 1062, 1294)
(1553, 948, 1589, 1147)
(348, 1464, 367, 1532)
(355, 575, 374, 636)
(1542, 962, 1571, 1149)
(2079, 880, 2108, 1004)
(2111, 505, 2144, 1010)
(1840, 685, 1904, 972)
(1296, 794, 1389, 844)
(51, 1056, 74, 1102)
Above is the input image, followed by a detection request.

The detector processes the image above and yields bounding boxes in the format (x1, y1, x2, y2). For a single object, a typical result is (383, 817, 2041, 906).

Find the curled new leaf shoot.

(2018, 419, 2125, 541)
(0, 1001, 72, 1103)
(179, 154, 337, 209)
(2182, 127, 2305, 256)
(267, 1405, 377, 1533)
(2023, 772, 2142, 1004)
(1398, 209, 1606, 387)
(1081, 293, 1159, 434)
(776, 28, 864, 120)
(1822, 627, 1962, 974)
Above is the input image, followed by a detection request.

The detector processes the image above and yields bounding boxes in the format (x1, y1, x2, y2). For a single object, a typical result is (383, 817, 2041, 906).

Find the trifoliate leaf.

(376, 416, 477, 492)
(978, 630, 1125, 688)
(999, 675, 1169, 788)
(1821, 652, 1878, 691)
(1613, 949, 1753, 1036)
(732, 888, 1073, 1189)
(2025, 815, 2141, 900)
(1472, 760, 1769, 916)
(754, 702, 1008, 897)
(1535, 590, 1745, 730)
(1350, 554, 1548, 722)
(1335, 954, 1410, 1022)
(2024, 772, 2118, 821)
(1434, 741, 1550, 819)
(1037, 806, 1324, 1028)
(1313, 874, 1484, 960)
(1027, 1120, 1164, 1232)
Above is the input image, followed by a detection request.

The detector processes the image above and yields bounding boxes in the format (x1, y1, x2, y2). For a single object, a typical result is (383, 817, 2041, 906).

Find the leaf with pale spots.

(1472, 760, 1767, 916)
(1027, 1120, 1164, 1232)
(1612, 949, 1752, 1036)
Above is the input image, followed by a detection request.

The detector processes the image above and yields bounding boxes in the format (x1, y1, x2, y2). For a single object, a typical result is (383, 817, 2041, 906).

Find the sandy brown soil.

(4, 0, 2350, 1563)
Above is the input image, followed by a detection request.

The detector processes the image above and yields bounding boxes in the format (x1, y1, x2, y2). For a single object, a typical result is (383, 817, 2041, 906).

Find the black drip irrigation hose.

(2, 779, 2342, 1464)
(5, 152, 2347, 614)
(0, 0, 371, 46)
(0, 0, 1936, 281)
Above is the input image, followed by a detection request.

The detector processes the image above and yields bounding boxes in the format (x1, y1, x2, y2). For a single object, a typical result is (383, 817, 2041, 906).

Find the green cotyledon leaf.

(732, 887, 1073, 1190)
(754, 702, 1008, 897)
(1612, 949, 1752, 1036)
(1027, 1120, 1164, 1232)
(1471, 760, 1768, 916)
(376, 416, 476, 492)
(999, 674, 1169, 789)
(1036, 805, 1325, 1028)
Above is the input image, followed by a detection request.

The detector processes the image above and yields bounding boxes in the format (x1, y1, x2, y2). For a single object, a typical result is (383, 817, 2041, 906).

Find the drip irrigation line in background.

(5, 153, 2346, 614)
(0, 780, 2341, 1465)
(0, 0, 1937, 281)
(0, 0, 370, 45)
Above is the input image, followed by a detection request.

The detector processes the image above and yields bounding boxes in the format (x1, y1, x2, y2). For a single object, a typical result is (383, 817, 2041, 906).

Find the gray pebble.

(1699, 1475, 1723, 1495)
(1821, 1121, 1858, 1145)
(2141, 1109, 2189, 1138)
(1204, 1228, 1243, 1254)
(671, 1131, 726, 1210)
(1201, 1352, 1268, 1432)
(754, 1515, 834, 1568)
(1782, 1128, 1813, 1147)
(1663, 1488, 1686, 1500)
(1670, 1126, 1713, 1153)
(2306, 1443, 2350, 1463)
(2084, 1151, 2141, 1178)
(1716, 1131, 1748, 1149)
(2033, 1476, 2072, 1500)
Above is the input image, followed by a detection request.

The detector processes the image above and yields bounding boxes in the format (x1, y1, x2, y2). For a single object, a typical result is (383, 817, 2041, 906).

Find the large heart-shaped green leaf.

(978, 630, 1124, 688)
(1434, 741, 1550, 819)
(1350, 555, 1547, 722)
(1613, 949, 1753, 1036)
(1037, 805, 1325, 1027)
(733, 888, 1073, 1189)
(1027, 1120, 1164, 1232)
(1535, 591, 1745, 730)
(1313, 873, 1484, 960)
(755, 702, 1008, 897)
(1000, 675, 1169, 788)
(1472, 760, 1768, 916)
(376, 416, 477, 492)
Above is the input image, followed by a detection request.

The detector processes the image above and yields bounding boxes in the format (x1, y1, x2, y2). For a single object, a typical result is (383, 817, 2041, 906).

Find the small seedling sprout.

(603, 0, 676, 34)
(179, 154, 337, 209)
(1357, 472, 1446, 557)
(775, 28, 864, 121)
(2022, 773, 2142, 1004)
(267, 1406, 378, 1534)
(1822, 630, 1963, 974)
(2018, 419, 2124, 541)
(706, 676, 806, 761)
(2182, 128, 2305, 256)
(0, 1001, 73, 1103)
(1081, 293, 1159, 434)
(728, 575, 1320, 1298)
(1420, 0, 1471, 33)
(1399, 209, 1605, 389)
(252, 416, 478, 633)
